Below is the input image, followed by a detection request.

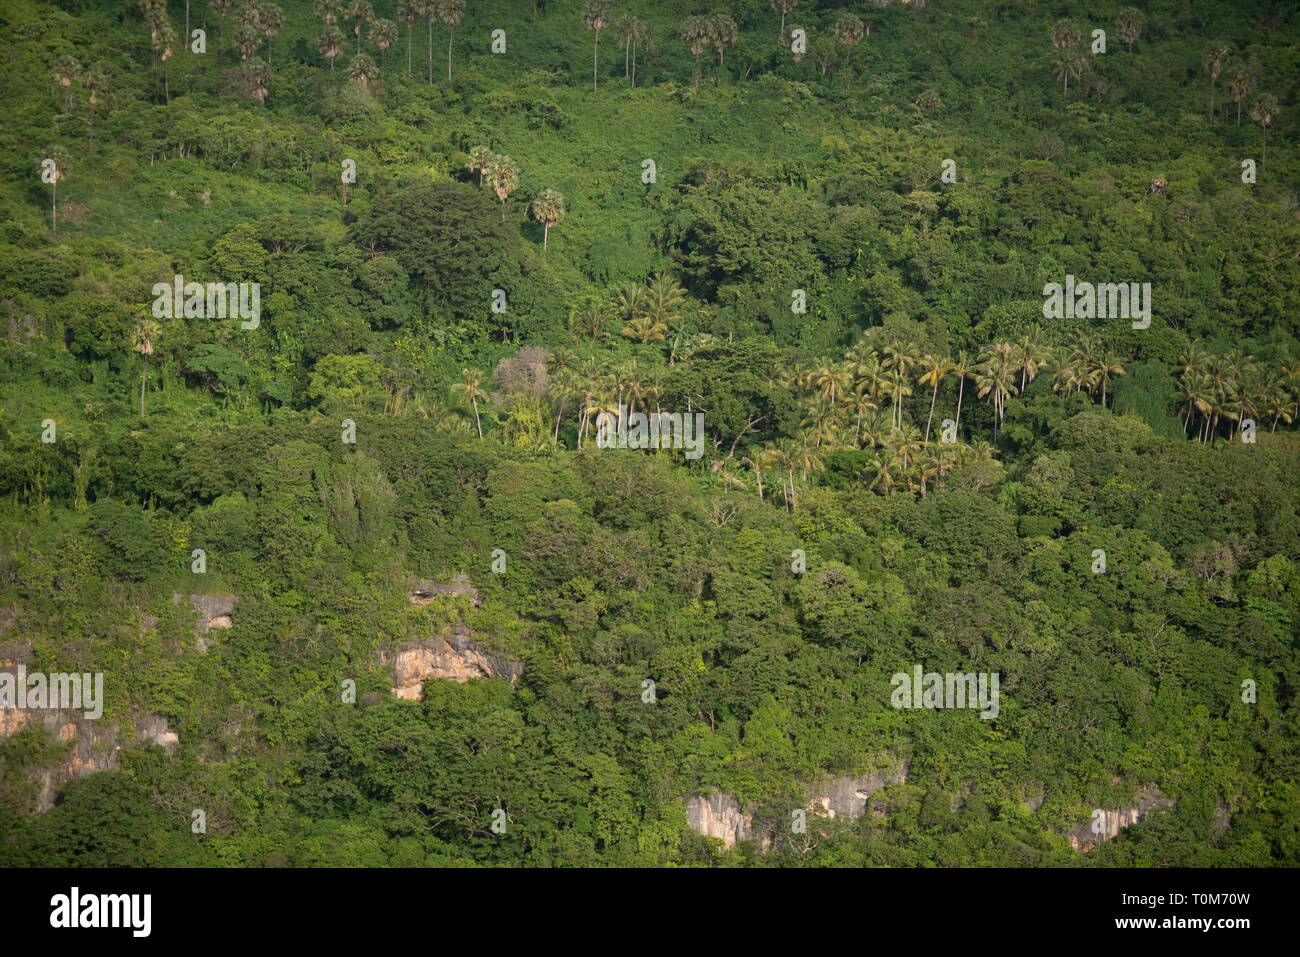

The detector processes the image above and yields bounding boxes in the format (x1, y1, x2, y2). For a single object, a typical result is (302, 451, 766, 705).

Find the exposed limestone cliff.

(173, 593, 236, 651)
(0, 696, 179, 813)
(1067, 785, 1174, 851)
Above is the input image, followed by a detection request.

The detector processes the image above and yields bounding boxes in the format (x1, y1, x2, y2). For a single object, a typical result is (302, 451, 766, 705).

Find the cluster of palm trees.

(51, 55, 108, 152)
(1173, 343, 1300, 442)
(680, 13, 736, 88)
(464, 147, 521, 219)
(566, 273, 688, 347)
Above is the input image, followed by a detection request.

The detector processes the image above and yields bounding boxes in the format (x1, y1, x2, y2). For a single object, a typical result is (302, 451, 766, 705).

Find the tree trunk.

(543, 222, 549, 250)
(448, 25, 455, 81)
(219, 17, 225, 65)
(593, 31, 600, 92)
(428, 20, 433, 84)
(51, 180, 56, 238)
(472, 398, 482, 439)
(955, 377, 964, 432)
(924, 381, 938, 443)
(140, 354, 148, 417)
(1209, 76, 1216, 120)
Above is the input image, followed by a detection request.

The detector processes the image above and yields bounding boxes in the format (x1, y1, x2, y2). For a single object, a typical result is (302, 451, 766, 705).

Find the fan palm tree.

(441, 0, 464, 80)
(482, 153, 520, 218)
(465, 144, 491, 185)
(243, 56, 271, 102)
(52, 54, 79, 113)
(318, 25, 344, 70)
(451, 367, 486, 438)
(583, 1, 609, 92)
(616, 13, 637, 82)
(1203, 43, 1230, 121)
(133, 319, 161, 417)
(395, 0, 418, 76)
(1250, 94, 1279, 169)
(770, 0, 798, 36)
(681, 15, 708, 88)
(708, 13, 737, 80)
(234, 19, 259, 62)
(157, 18, 179, 102)
(1228, 61, 1255, 127)
(82, 63, 107, 152)
(1115, 7, 1142, 51)
(345, 0, 374, 55)
(348, 53, 377, 87)
(314, 0, 341, 24)
(530, 189, 566, 251)
(1050, 19, 1080, 49)
(259, 3, 284, 64)
(421, 0, 439, 85)
(370, 18, 398, 70)
(834, 12, 865, 88)
(211, 0, 236, 64)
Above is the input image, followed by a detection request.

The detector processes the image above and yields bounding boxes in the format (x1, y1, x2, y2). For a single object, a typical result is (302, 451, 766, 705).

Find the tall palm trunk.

(448, 24, 455, 81)
(406, 25, 412, 76)
(140, 354, 148, 417)
(924, 381, 939, 443)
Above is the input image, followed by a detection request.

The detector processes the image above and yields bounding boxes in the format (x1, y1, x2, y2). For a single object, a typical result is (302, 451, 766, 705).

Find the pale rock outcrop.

(174, 593, 236, 650)
(384, 625, 523, 699)
(0, 691, 180, 813)
(1067, 785, 1174, 851)
(685, 759, 909, 850)
(410, 573, 481, 607)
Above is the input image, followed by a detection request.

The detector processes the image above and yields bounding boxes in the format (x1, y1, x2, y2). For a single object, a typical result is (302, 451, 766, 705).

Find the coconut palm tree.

(344, 0, 374, 55)
(614, 282, 647, 330)
(451, 367, 486, 438)
(369, 18, 398, 69)
(259, 3, 284, 64)
(441, 0, 464, 81)
(1094, 346, 1126, 408)
(133, 319, 161, 417)
(1203, 43, 1230, 121)
(644, 272, 686, 334)
(950, 349, 975, 436)
(530, 189, 566, 251)
(569, 300, 612, 346)
(52, 54, 79, 113)
(1250, 94, 1279, 169)
(975, 344, 1018, 439)
(865, 448, 901, 495)
(318, 25, 344, 70)
(583, 1, 609, 92)
(916, 353, 952, 443)
(1054, 46, 1086, 97)
(1115, 7, 1142, 51)
(882, 342, 917, 429)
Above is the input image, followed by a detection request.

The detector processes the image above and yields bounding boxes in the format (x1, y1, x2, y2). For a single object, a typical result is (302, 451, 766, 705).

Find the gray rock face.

(173, 593, 236, 650)
(812, 764, 910, 821)
(684, 791, 753, 849)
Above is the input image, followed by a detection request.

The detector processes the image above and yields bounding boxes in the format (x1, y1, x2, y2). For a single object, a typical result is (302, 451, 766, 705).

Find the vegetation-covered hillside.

(0, 0, 1297, 867)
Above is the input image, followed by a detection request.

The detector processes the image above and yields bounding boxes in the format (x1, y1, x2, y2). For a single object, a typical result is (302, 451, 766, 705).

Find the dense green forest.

(0, 0, 1297, 867)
